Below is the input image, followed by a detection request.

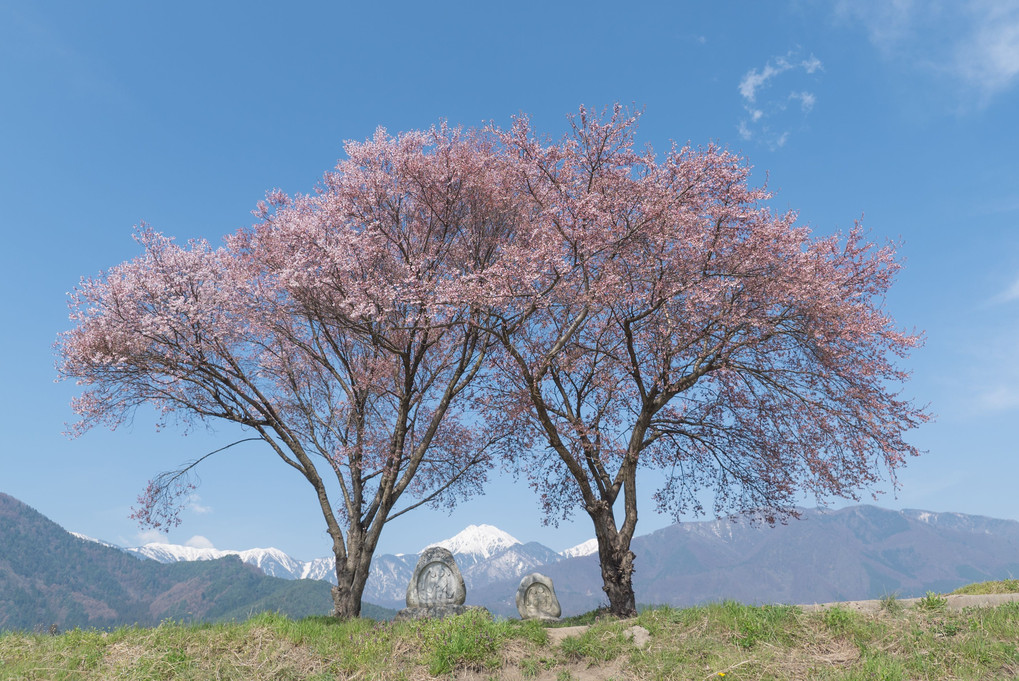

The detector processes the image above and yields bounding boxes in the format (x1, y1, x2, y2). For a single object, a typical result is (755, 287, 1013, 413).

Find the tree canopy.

(59, 125, 518, 617)
(472, 106, 929, 614)
(59, 106, 928, 618)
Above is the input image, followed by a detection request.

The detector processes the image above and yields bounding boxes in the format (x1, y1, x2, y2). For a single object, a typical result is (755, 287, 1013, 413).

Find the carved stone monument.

(516, 573, 561, 620)
(395, 546, 471, 620)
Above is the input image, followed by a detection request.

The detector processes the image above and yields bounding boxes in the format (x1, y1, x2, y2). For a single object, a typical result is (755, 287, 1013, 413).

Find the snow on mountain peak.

(129, 542, 228, 563)
(126, 543, 305, 578)
(423, 524, 521, 559)
(70, 532, 121, 550)
(560, 538, 598, 558)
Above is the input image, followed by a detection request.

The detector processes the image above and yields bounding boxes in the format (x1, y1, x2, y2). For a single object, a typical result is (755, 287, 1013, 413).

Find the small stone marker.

(516, 573, 561, 620)
(395, 546, 472, 620)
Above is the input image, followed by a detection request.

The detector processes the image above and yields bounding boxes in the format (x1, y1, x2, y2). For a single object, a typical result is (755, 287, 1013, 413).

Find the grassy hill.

(0, 592, 1017, 680)
(0, 493, 394, 631)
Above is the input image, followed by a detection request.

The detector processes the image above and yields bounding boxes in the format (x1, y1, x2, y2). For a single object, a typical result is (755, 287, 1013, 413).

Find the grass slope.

(952, 579, 1019, 595)
(2, 585, 1018, 680)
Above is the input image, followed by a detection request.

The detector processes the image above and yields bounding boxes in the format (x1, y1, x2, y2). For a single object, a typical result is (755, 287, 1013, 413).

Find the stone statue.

(516, 573, 561, 620)
(411, 556, 462, 607)
(396, 546, 474, 620)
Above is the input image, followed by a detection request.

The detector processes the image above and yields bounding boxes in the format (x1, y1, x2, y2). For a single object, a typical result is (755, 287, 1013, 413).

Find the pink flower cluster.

(57, 106, 928, 615)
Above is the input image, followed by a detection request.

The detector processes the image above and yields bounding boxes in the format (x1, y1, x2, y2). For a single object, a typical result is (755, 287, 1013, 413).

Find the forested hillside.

(0, 494, 391, 630)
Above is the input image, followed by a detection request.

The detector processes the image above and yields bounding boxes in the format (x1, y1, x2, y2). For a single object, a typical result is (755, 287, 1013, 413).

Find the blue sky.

(2, 1, 1017, 561)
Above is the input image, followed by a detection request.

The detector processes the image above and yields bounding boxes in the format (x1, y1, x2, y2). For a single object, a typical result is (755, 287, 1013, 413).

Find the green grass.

(916, 590, 948, 611)
(879, 592, 903, 614)
(1, 593, 1018, 680)
(952, 578, 1019, 595)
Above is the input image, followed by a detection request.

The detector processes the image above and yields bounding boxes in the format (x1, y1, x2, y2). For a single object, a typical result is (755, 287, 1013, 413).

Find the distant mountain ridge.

(496, 505, 1019, 616)
(116, 506, 1019, 617)
(125, 524, 577, 608)
(0, 493, 393, 631)
(126, 543, 325, 580)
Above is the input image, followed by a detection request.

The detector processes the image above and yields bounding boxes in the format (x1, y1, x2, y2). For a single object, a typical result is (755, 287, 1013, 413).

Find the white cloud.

(739, 60, 790, 103)
(737, 53, 822, 149)
(185, 535, 215, 549)
(991, 275, 1019, 304)
(738, 55, 822, 103)
(802, 55, 824, 74)
(135, 529, 164, 545)
(834, 0, 1019, 105)
(790, 91, 817, 112)
(976, 386, 1019, 411)
(955, 10, 1019, 99)
(187, 495, 212, 514)
(834, 0, 919, 47)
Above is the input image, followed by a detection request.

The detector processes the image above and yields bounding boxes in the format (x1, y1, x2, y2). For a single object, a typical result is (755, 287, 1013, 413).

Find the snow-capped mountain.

(70, 506, 1019, 618)
(300, 556, 337, 581)
(423, 524, 521, 561)
(364, 554, 416, 603)
(120, 523, 574, 607)
(560, 538, 598, 558)
(126, 544, 307, 580)
(69, 531, 122, 550)
(405, 524, 568, 597)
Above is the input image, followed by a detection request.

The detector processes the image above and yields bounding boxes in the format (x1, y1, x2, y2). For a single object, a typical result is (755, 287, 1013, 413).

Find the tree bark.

(331, 546, 372, 619)
(588, 505, 638, 617)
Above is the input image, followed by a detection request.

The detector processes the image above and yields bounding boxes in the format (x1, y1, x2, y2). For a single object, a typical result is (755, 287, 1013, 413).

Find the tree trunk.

(331, 559, 371, 619)
(600, 548, 637, 617)
(589, 505, 637, 617)
(330, 531, 376, 619)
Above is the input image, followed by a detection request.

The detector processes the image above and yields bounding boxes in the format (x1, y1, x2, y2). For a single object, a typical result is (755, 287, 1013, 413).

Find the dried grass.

(2, 601, 1017, 681)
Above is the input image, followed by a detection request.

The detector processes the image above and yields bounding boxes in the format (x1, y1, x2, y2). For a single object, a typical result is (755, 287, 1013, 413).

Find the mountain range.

(0, 493, 392, 632)
(120, 505, 1019, 617)
(124, 523, 586, 610)
(6, 488, 1019, 626)
(524, 505, 1019, 616)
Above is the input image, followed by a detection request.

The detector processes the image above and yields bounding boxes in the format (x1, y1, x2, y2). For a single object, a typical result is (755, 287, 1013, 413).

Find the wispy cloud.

(990, 275, 1019, 304)
(789, 91, 817, 112)
(737, 52, 823, 149)
(135, 529, 164, 545)
(976, 386, 1019, 412)
(834, 0, 919, 46)
(955, 7, 1019, 99)
(185, 535, 215, 549)
(187, 495, 212, 515)
(739, 60, 789, 103)
(962, 296, 1019, 415)
(801, 55, 823, 74)
(834, 0, 1019, 106)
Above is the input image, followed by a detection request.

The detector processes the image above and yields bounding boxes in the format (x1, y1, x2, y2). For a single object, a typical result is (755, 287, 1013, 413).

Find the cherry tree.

(478, 106, 930, 616)
(58, 125, 519, 618)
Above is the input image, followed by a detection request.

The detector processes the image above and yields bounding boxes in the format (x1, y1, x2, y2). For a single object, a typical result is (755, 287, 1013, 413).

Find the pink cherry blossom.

(58, 126, 517, 618)
(59, 106, 929, 620)
(468, 105, 929, 616)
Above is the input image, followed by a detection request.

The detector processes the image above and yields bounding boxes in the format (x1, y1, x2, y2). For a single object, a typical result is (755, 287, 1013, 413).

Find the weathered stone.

(515, 573, 561, 620)
(406, 546, 466, 607)
(395, 546, 474, 620)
